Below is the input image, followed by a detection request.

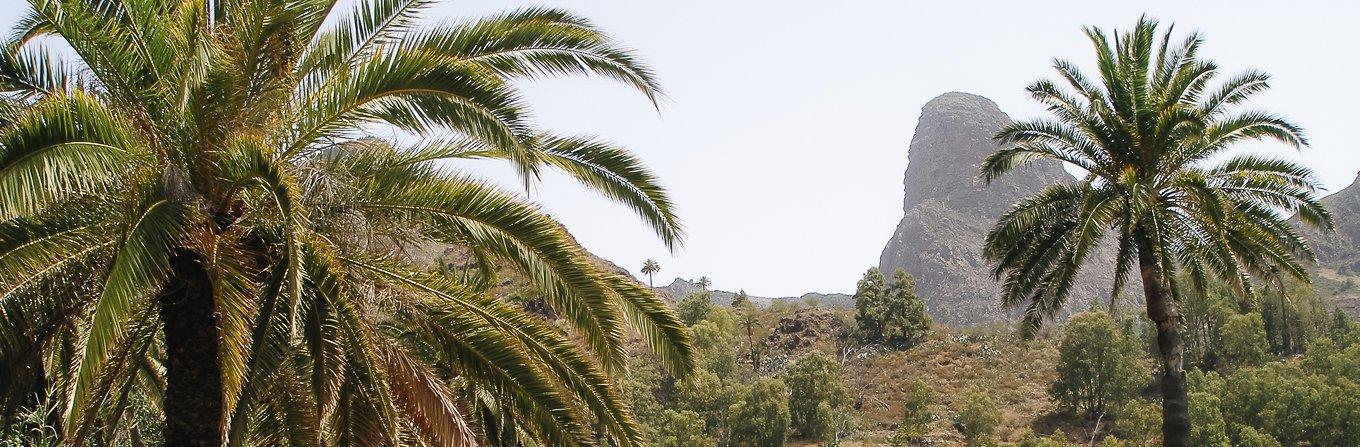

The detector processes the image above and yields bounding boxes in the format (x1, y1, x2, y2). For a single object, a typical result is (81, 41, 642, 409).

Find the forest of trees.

(614, 270, 1360, 446)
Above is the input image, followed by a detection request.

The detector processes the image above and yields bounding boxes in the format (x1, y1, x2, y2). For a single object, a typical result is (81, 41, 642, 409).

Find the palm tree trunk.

(158, 249, 223, 447)
(1137, 247, 1189, 447)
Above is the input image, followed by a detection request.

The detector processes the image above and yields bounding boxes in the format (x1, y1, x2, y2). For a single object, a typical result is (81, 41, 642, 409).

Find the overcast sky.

(4, 1, 1357, 296)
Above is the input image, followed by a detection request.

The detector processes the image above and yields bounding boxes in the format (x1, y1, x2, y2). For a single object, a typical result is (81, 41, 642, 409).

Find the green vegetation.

(889, 379, 936, 446)
(728, 378, 791, 447)
(0, 0, 691, 446)
(854, 267, 931, 348)
(981, 16, 1330, 447)
(786, 351, 853, 440)
(1050, 311, 1146, 417)
(955, 390, 999, 446)
(733, 289, 751, 307)
(0, 3, 1350, 446)
(679, 291, 716, 325)
(1218, 314, 1271, 370)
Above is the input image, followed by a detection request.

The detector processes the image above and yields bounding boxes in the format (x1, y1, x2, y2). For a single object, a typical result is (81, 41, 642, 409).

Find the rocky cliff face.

(1300, 173, 1360, 318)
(1310, 173, 1360, 270)
(879, 92, 1126, 326)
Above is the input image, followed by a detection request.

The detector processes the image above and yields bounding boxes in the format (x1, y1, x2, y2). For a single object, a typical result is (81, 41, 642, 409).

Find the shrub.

(1232, 425, 1282, 447)
(854, 268, 930, 348)
(954, 391, 998, 447)
(1114, 401, 1160, 447)
(784, 352, 851, 438)
(679, 292, 714, 325)
(1050, 312, 1146, 416)
(1016, 429, 1071, 447)
(673, 369, 741, 436)
(729, 378, 790, 447)
(853, 268, 888, 339)
(1187, 392, 1230, 446)
(1219, 362, 1360, 446)
(813, 401, 855, 446)
(889, 380, 936, 446)
(1218, 313, 1271, 370)
(690, 319, 739, 377)
(655, 409, 716, 447)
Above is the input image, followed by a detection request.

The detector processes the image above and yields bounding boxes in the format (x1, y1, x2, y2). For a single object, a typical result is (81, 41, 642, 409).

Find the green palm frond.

(67, 187, 196, 437)
(5, 0, 690, 444)
(346, 256, 650, 446)
(0, 92, 142, 220)
(981, 16, 1331, 339)
(535, 135, 682, 248)
(350, 168, 631, 371)
(412, 7, 663, 104)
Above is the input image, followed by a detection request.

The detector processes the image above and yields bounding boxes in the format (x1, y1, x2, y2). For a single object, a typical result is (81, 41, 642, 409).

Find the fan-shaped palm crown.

(640, 259, 659, 287)
(980, 17, 1331, 447)
(0, 0, 692, 446)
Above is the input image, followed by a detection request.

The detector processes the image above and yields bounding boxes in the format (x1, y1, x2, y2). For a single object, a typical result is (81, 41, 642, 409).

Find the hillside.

(1297, 172, 1360, 317)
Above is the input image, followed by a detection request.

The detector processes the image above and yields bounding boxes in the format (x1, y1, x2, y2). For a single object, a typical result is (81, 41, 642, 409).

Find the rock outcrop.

(878, 92, 1127, 326)
(1310, 173, 1360, 271)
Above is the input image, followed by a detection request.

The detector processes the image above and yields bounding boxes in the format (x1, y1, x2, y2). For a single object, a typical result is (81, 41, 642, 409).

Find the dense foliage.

(679, 292, 716, 326)
(955, 391, 999, 446)
(785, 351, 853, 441)
(0, 0, 694, 445)
(854, 267, 931, 348)
(1050, 311, 1146, 416)
(728, 378, 791, 447)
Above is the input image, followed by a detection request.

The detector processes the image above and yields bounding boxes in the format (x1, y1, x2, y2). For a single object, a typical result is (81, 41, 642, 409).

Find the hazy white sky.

(5, 1, 1357, 296)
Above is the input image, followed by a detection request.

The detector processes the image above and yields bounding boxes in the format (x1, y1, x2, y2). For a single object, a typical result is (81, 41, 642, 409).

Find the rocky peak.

(879, 92, 1125, 326)
(1308, 173, 1360, 268)
(899, 92, 1069, 219)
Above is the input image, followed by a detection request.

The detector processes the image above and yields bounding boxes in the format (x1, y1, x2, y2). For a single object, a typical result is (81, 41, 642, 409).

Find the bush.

(679, 292, 714, 325)
(1218, 313, 1271, 370)
(1050, 312, 1146, 416)
(1232, 425, 1282, 447)
(1187, 392, 1230, 447)
(1219, 362, 1360, 446)
(954, 391, 998, 447)
(729, 378, 790, 447)
(813, 401, 855, 446)
(655, 409, 716, 447)
(889, 380, 935, 446)
(1015, 429, 1071, 447)
(854, 267, 930, 348)
(784, 352, 851, 438)
(673, 369, 741, 436)
(1114, 401, 1160, 447)
(690, 319, 739, 377)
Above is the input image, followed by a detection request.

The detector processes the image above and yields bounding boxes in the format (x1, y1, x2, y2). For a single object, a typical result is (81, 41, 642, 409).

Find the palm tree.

(697, 276, 712, 291)
(0, 1, 692, 446)
(641, 258, 660, 288)
(735, 304, 761, 371)
(980, 17, 1331, 447)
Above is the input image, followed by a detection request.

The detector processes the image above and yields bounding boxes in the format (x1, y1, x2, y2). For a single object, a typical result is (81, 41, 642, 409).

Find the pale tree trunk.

(1138, 245, 1189, 447)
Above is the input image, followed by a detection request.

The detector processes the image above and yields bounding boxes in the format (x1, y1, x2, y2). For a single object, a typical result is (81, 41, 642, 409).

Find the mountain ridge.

(653, 277, 854, 308)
